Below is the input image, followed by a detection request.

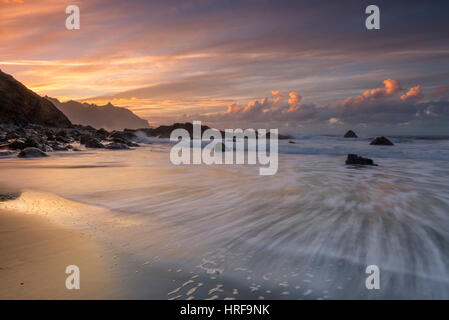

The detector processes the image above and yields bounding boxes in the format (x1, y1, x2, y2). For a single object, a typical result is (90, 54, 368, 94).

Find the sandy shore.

(0, 209, 121, 299)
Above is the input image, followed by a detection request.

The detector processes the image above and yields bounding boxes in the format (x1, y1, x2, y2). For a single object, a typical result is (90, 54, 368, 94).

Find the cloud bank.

(188, 79, 449, 134)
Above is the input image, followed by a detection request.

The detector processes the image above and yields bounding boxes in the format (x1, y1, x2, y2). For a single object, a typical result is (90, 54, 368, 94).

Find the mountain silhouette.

(46, 97, 149, 131)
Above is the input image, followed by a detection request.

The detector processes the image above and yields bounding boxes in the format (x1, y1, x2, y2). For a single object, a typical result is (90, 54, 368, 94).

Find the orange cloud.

(271, 91, 283, 103)
(338, 78, 404, 106)
(400, 85, 423, 102)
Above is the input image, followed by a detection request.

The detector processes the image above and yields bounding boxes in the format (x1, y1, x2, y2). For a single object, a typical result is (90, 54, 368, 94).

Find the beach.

(0, 209, 120, 299)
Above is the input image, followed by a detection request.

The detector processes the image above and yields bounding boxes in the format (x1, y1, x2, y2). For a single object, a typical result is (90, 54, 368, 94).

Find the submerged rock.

(370, 136, 394, 146)
(345, 154, 377, 166)
(18, 147, 48, 158)
(344, 130, 358, 138)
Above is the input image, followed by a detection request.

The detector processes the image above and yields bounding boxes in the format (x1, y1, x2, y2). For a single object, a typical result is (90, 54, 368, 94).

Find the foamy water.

(1, 136, 449, 299)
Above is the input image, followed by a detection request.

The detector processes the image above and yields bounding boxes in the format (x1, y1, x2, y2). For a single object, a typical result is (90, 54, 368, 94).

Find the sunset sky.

(1, 0, 449, 134)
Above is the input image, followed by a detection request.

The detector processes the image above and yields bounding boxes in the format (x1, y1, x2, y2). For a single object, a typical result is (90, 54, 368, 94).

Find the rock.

(0, 151, 14, 157)
(79, 134, 92, 145)
(110, 136, 139, 147)
(108, 130, 136, 141)
(8, 138, 27, 150)
(345, 154, 377, 166)
(85, 137, 105, 148)
(95, 128, 109, 140)
(18, 147, 48, 158)
(56, 135, 72, 144)
(344, 130, 358, 138)
(288, 140, 296, 144)
(370, 136, 394, 146)
(105, 143, 129, 150)
(0, 192, 21, 202)
(50, 143, 70, 151)
(56, 130, 67, 137)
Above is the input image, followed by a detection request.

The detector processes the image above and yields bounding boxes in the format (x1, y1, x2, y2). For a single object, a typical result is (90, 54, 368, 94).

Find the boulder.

(95, 128, 109, 140)
(85, 137, 105, 149)
(105, 143, 130, 150)
(344, 130, 358, 138)
(345, 154, 377, 166)
(8, 138, 27, 150)
(18, 147, 48, 158)
(370, 136, 394, 146)
(0, 192, 21, 202)
(80, 134, 93, 145)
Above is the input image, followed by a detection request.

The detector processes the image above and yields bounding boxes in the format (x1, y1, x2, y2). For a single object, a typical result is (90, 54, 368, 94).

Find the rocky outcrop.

(344, 130, 357, 138)
(0, 70, 72, 128)
(370, 136, 394, 146)
(18, 147, 48, 158)
(345, 154, 377, 166)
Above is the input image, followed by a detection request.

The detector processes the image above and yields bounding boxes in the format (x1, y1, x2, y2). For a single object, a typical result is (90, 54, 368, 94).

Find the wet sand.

(0, 209, 121, 299)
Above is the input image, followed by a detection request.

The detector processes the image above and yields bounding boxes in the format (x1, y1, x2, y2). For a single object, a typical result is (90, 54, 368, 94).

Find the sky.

(1, 0, 449, 135)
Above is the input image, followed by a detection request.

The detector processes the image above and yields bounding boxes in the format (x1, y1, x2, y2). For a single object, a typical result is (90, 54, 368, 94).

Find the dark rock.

(50, 143, 70, 151)
(0, 151, 14, 157)
(0, 192, 21, 202)
(105, 143, 129, 150)
(370, 136, 394, 146)
(80, 134, 93, 145)
(18, 147, 48, 158)
(8, 138, 27, 150)
(95, 128, 109, 140)
(288, 140, 296, 144)
(345, 154, 377, 166)
(108, 130, 136, 141)
(8, 136, 47, 151)
(5, 131, 20, 140)
(56, 130, 67, 137)
(85, 137, 105, 149)
(344, 130, 358, 138)
(110, 136, 139, 147)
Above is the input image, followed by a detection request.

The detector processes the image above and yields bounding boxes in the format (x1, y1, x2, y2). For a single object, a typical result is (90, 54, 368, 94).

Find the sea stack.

(370, 136, 394, 146)
(345, 154, 377, 166)
(344, 130, 358, 138)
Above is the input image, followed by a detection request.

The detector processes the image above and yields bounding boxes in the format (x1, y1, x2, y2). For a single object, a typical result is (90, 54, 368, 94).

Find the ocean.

(1, 135, 449, 299)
